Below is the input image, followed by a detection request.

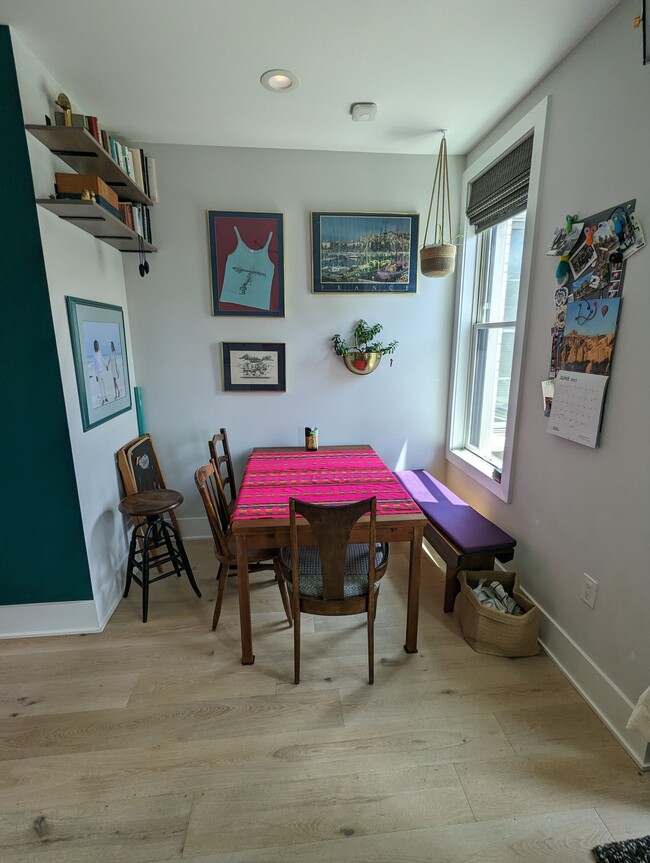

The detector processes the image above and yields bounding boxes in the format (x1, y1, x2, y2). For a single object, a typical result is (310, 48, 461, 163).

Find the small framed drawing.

(66, 296, 132, 431)
(311, 211, 419, 293)
(208, 210, 285, 317)
(222, 342, 286, 392)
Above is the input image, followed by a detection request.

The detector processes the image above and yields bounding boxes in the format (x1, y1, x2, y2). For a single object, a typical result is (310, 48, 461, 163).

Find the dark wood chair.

(194, 462, 292, 632)
(208, 428, 237, 528)
(278, 497, 389, 685)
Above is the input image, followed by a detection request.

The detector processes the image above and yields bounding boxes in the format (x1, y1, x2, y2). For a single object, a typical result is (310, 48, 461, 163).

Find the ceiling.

(3, 0, 620, 155)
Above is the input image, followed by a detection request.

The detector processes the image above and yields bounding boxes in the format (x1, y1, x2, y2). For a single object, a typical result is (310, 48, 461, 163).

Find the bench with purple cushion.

(394, 470, 516, 612)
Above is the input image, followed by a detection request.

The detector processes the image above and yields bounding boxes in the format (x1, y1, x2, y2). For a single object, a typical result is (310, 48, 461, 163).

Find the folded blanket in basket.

(473, 579, 523, 615)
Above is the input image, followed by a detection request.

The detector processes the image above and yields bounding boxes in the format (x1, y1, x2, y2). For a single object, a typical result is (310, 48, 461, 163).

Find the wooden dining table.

(231, 445, 427, 665)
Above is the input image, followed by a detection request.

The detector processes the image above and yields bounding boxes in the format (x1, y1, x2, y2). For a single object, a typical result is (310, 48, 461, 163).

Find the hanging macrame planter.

(420, 131, 457, 278)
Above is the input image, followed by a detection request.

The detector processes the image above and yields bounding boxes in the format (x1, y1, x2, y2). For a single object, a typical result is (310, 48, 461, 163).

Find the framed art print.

(66, 296, 132, 431)
(311, 211, 419, 293)
(208, 210, 285, 316)
(222, 342, 286, 392)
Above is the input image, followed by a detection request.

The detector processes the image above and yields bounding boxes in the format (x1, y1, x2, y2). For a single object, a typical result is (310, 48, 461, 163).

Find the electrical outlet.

(581, 572, 598, 608)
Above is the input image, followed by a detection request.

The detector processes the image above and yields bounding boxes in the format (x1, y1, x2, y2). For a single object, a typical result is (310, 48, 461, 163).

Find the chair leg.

(211, 561, 228, 631)
(367, 597, 376, 685)
(293, 602, 301, 685)
(275, 572, 293, 627)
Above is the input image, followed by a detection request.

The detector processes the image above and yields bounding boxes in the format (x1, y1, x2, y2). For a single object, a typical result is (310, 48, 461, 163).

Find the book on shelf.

(128, 147, 145, 192)
(118, 202, 134, 231)
(86, 116, 101, 145)
(146, 156, 159, 202)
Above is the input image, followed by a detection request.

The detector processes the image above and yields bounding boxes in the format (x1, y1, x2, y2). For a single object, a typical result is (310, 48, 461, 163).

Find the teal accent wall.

(0, 26, 93, 604)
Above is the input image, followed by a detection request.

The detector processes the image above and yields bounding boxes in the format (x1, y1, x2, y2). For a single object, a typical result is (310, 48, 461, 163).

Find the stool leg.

(163, 522, 202, 598)
(124, 524, 138, 598)
(142, 521, 155, 623)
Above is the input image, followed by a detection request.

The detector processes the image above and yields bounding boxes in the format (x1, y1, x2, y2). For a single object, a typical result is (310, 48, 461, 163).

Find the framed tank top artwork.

(208, 210, 284, 317)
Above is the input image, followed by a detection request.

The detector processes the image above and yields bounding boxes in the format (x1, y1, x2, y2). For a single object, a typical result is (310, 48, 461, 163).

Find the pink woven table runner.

(233, 448, 421, 520)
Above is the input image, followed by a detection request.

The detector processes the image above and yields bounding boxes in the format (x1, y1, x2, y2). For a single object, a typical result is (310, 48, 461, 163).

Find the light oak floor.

(1, 540, 648, 862)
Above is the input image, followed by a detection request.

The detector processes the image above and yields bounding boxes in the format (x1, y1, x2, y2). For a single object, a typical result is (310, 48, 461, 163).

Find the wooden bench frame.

(423, 521, 516, 613)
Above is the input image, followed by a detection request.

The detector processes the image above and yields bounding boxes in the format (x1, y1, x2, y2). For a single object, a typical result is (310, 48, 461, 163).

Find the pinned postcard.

(547, 222, 584, 256)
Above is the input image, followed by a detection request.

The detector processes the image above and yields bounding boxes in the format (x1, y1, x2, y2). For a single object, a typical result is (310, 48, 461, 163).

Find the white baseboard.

(178, 515, 210, 540)
(0, 600, 101, 638)
(521, 588, 649, 770)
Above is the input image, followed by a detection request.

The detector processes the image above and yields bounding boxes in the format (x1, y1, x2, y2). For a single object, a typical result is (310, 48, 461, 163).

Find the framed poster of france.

(208, 210, 285, 317)
(311, 212, 419, 293)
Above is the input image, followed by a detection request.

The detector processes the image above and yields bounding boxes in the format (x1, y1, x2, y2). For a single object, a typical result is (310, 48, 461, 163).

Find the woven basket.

(420, 243, 457, 278)
(456, 571, 539, 657)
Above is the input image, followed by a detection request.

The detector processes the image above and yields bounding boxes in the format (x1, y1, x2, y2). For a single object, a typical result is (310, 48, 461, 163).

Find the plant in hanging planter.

(332, 319, 398, 376)
(420, 130, 458, 278)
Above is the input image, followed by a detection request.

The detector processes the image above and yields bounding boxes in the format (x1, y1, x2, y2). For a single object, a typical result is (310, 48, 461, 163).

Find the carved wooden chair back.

(283, 496, 388, 684)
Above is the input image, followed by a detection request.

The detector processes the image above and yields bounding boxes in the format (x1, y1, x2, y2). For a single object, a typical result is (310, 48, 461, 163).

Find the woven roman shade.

(466, 134, 533, 233)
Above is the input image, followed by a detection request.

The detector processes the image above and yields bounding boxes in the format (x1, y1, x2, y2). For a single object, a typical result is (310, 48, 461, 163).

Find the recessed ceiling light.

(260, 69, 299, 92)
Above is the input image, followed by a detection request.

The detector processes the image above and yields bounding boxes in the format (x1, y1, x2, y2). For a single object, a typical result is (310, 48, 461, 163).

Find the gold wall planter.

(342, 351, 382, 375)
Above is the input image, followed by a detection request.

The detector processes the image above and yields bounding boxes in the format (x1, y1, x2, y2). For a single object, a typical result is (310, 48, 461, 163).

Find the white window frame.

(446, 97, 548, 502)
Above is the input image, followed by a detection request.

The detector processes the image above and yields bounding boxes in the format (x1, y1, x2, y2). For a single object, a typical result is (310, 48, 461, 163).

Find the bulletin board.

(543, 200, 645, 447)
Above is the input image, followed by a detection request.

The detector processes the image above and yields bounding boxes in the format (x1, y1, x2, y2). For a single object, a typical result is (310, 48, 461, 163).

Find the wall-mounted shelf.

(26, 124, 153, 206)
(36, 199, 157, 253)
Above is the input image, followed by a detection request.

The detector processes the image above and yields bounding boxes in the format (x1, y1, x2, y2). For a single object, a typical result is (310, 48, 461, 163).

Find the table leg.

(235, 534, 254, 665)
(404, 526, 423, 654)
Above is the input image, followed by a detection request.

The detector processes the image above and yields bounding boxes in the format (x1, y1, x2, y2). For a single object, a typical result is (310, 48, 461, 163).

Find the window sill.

(446, 447, 510, 502)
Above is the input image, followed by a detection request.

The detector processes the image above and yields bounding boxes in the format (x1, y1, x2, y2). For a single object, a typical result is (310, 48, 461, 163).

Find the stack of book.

(55, 111, 159, 202)
(55, 173, 120, 218)
(118, 201, 152, 243)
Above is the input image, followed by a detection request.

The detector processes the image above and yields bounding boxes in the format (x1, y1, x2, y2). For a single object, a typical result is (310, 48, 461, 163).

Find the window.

(466, 212, 525, 471)
(447, 99, 548, 501)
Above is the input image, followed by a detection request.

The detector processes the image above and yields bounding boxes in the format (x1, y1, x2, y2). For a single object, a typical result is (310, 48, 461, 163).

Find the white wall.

(447, 0, 650, 765)
(124, 145, 462, 536)
(13, 33, 140, 631)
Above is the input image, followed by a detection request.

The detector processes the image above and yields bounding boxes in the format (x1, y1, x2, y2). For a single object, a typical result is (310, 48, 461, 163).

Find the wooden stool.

(119, 489, 202, 622)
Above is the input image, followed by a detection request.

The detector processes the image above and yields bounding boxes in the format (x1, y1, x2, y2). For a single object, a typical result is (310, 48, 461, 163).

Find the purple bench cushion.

(394, 470, 516, 555)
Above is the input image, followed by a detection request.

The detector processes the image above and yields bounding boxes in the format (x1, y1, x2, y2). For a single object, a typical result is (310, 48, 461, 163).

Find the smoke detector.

(350, 102, 377, 122)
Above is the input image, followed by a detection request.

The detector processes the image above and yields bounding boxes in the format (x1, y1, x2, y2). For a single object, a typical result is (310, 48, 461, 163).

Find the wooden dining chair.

(194, 462, 292, 631)
(278, 497, 389, 685)
(208, 428, 238, 528)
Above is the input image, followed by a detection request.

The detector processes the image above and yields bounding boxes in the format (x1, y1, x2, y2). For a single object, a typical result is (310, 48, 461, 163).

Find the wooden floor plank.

(0, 690, 343, 761)
(183, 765, 474, 855)
(0, 714, 511, 812)
(0, 672, 139, 718)
(172, 807, 613, 862)
(0, 792, 191, 863)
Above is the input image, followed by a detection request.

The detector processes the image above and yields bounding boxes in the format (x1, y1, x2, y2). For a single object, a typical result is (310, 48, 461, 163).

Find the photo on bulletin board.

(559, 297, 621, 376)
(208, 211, 285, 317)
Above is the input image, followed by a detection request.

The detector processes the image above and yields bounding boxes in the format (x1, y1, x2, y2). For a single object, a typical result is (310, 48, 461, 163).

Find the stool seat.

(119, 489, 183, 519)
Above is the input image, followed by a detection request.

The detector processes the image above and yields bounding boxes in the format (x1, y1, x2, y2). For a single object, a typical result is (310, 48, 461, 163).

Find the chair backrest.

(289, 497, 377, 601)
(117, 433, 166, 496)
(116, 433, 181, 535)
(194, 462, 231, 560)
(208, 428, 238, 511)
